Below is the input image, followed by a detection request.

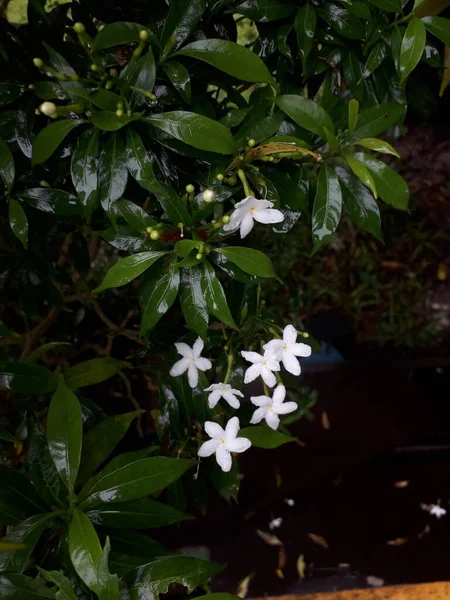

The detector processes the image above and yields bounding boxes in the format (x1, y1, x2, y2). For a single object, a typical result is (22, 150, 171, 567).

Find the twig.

(118, 371, 144, 438)
(91, 298, 143, 344)
(20, 308, 59, 360)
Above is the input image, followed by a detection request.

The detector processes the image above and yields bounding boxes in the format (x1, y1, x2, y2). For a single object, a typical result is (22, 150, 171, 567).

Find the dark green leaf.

(319, 4, 365, 39)
(87, 498, 192, 529)
(234, 0, 296, 21)
(239, 426, 294, 448)
(422, 16, 450, 47)
(354, 137, 400, 157)
(209, 459, 240, 503)
(47, 375, 82, 496)
(69, 509, 102, 594)
(295, 4, 316, 69)
(0, 361, 55, 395)
(180, 267, 209, 338)
(399, 17, 426, 84)
(64, 358, 130, 389)
(368, 0, 402, 11)
(90, 111, 138, 131)
(17, 188, 82, 216)
(174, 40, 276, 86)
(237, 108, 284, 145)
(97, 226, 149, 252)
(125, 129, 159, 193)
(25, 342, 70, 364)
(275, 95, 334, 138)
(0, 468, 46, 525)
(0, 138, 14, 192)
(348, 99, 359, 136)
(72, 88, 121, 112)
(216, 247, 279, 280)
(0, 84, 21, 107)
(31, 120, 85, 166)
(161, 0, 207, 56)
(15, 100, 35, 159)
(311, 163, 342, 253)
(71, 128, 99, 222)
(98, 538, 120, 600)
(105, 529, 170, 559)
(38, 569, 77, 600)
(29, 423, 65, 507)
(140, 256, 180, 336)
(157, 383, 181, 438)
(0, 513, 54, 573)
(35, 82, 68, 101)
(0, 428, 16, 443)
(345, 155, 378, 198)
(349, 102, 405, 141)
(164, 61, 192, 103)
(118, 199, 156, 232)
(352, 152, 409, 210)
(363, 42, 387, 78)
(0, 574, 55, 599)
(122, 49, 156, 108)
(98, 132, 128, 212)
(95, 251, 167, 293)
(200, 262, 237, 330)
(95, 23, 158, 49)
(8, 199, 28, 249)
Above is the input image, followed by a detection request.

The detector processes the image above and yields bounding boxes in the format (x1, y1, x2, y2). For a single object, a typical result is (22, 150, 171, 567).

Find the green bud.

(150, 230, 160, 240)
(248, 138, 256, 147)
(146, 226, 153, 233)
(186, 184, 195, 194)
(216, 174, 224, 182)
(71, 74, 80, 81)
(213, 222, 222, 229)
(222, 215, 230, 224)
(115, 109, 124, 117)
(177, 222, 184, 229)
(33, 58, 44, 68)
(73, 22, 85, 34)
(211, 220, 217, 225)
(109, 69, 118, 77)
(90, 64, 98, 71)
(139, 30, 149, 41)
(196, 253, 203, 260)
(268, 156, 274, 162)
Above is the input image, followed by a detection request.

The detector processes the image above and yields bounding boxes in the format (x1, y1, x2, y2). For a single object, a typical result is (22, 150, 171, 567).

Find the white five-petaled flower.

(250, 385, 297, 430)
(204, 383, 244, 409)
(169, 337, 212, 389)
(223, 196, 284, 239)
(264, 324, 312, 376)
(241, 350, 280, 388)
(430, 504, 447, 519)
(198, 417, 251, 472)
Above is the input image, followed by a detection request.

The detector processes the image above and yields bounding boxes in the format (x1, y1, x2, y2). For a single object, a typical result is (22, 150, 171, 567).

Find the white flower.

(204, 383, 244, 409)
(169, 337, 212, 389)
(430, 504, 447, 519)
(250, 385, 297, 430)
(284, 498, 295, 507)
(223, 196, 284, 238)
(269, 517, 283, 530)
(198, 416, 251, 472)
(241, 350, 280, 388)
(264, 324, 312, 376)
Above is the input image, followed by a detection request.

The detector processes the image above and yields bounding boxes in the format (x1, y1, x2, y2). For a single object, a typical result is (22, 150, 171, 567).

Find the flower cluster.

(169, 324, 311, 472)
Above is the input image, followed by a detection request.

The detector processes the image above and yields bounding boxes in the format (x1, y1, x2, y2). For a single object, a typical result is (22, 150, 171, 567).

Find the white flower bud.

(39, 102, 57, 117)
(203, 189, 215, 204)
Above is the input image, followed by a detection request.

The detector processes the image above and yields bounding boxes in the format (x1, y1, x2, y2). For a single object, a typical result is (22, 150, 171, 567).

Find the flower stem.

(237, 169, 253, 197)
(224, 348, 234, 384)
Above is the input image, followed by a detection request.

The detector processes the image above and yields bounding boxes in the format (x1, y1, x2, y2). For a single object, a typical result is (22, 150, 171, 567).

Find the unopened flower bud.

(248, 138, 256, 147)
(139, 30, 149, 41)
(146, 226, 153, 233)
(222, 215, 230, 224)
(109, 69, 118, 77)
(177, 222, 184, 229)
(216, 174, 224, 181)
(196, 253, 203, 260)
(186, 184, 195, 194)
(33, 58, 44, 68)
(150, 230, 160, 240)
(115, 109, 124, 117)
(90, 64, 99, 72)
(39, 101, 57, 117)
(203, 189, 215, 204)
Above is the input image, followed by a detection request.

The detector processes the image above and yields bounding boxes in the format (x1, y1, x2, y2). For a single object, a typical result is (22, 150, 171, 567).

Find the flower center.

(220, 439, 226, 445)
(250, 208, 256, 213)
(268, 403, 273, 409)
(282, 344, 288, 351)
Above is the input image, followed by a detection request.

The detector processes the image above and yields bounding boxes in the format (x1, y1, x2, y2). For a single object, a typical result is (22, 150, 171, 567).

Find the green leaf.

(422, 16, 450, 47)
(90, 111, 138, 132)
(77, 411, 144, 487)
(15, 100, 35, 159)
(87, 498, 192, 529)
(17, 188, 82, 216)
(319, 4, 365, 39)
(63, 358, 130, 389)
(0, 361, 55, 395)
(345, 155, 378, 198)
(95, 23, 158, 49)
(94, 251, 167, 293)
(0, 428, 17, 443)
(124, 129, 160, 195)
(364, 42, 387, 78)
(0, 84, 21, 107)
(80, 458, 194, 509)
(353, 152, 409, 210)
(236, 107, 284, 146)
(348, 98, 359, 136)
(239, 426, 295, 449)
(161, 0, 207, 56)
(353, 137, 400, 157)
(0, 138, 14, 191)
(38, 569, 78, 600)
(174, 39, 276, 86)
(71, 128, 99, 223)
(368, 0, 402, 11)
(0, 513, 54, 573)
(98, 538, 120, 600)
(122, 49, 156, 108)
(125, 556, 224, 600)
(8, 199, 28, 249)
(140, 256, 180, 336)
(180, 267, 209, 338)
(295, 4, 316, 70)
(216, 247, 279, 280)
(47, 375, 82, 496)
(163, 61, 192, 103)
(234, 0, 296, 21)
(98, 132, 128, 213)
(0, 574, 55, 599)
(275, 95, 334, 139)
(69, 509, 102, 594)
(145, 111, 236, 155)
(118, 199, 156, 232)
(200, 262, 237, 330)
(209, 459, 240, 503)
(35, 81, 68, 101)
(29, 423, 65, 508)
(311, 163, 342, 253)
(399, 16, 426, 84)
(71, 88, 121, 112)
(349, 102, 405, 141)
(0, 468, 46, 525)
(31, 120, 85, 166)
(25, 342, 70, 364)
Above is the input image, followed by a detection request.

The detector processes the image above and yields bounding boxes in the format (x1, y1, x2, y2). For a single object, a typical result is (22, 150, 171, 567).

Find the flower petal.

(265, 409, 280, 430)
(192, 337, 204, 358)
(274, 401, 298, 415)
(253, 199, 274, 210)
(169, 357, 190, 377)
(250, 406, 268, 424)
(250, 395, 271, 407)
(244, 363, 261, 384)
(222, 391, 241, 409)
(253, 208, 284, 224)
(239, 213, 255, 238)
(261, 367, 277, 388)
(283, 324, 297, 345)
(204, 384, 216, 392)
(272, 385, 286, 405)
(216, 445, 232, 472)
(198, 439, 219, 457)
(195, 357, 212, 372)
(187, 364, 199, 388)
(207, 390, 222, 408)
(223, 209, 243, 232)
(263, 339, 284, 356)
(175, 342, 193, 357)
(226, 437, 252, 453)
(230, 388, 244, 398)
(282, 352, 300, 375)
(204, 421, 225, 439)
(265, 355, 281, 371)
(234, 196, 257, 209)
(241, 351, 263, 364)
(225, 416, 240, 439)
(292, 342, 312, 357)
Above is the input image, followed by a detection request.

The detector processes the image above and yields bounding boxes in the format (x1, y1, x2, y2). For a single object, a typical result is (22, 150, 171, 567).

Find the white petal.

(216, 445, 232, 472)
(226, 437, 252, 453)
(223, 209, 243, 232)
(265, 409, 280, 430)
(250, 395, 271, 407)
(274, 401, 298, 415)
(272, 385, 286, 405)
(225, 416, 240, 439)
(207, 390, 222, 408)
(241, 351, 263, 364)
(291, 342, 312, 357)
(204, 384, 217, 392)
(283, 324, 298, 345)
(198, 439, 219, 457)
(244, 363, 261, 384)
(261, 367, 277, 388)
(192, 337, 204, 358)
(175, 342, 193, 358)
(253, 199, 274, 210)
(234, 196, 257, 209)
(222, 391, 241, 409)
(230, 388, 244, 398)
(264, 355, 280, 371)
(282, 352, 300, 376)
(253, 208, 284, 224)
(250, 406, 268, 424)
(204, 421, 225, 439)
(263, 339, 284, 356)
(239, 213, 255, 238)
(187, 364, 199, 388)
(169, 357, 190, 377)
(195, 357, 212, 372)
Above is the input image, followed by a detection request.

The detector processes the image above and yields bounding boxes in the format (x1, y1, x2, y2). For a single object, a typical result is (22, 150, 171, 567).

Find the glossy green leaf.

(72, 88, 121, 112)
(0, 361, 55, 395)
(25, 342, 70, 364)
(216, 247, 279, 280)
(164, 61, 192, 103)
(98, 538, 120, 600)
(47, 375, 82, 496)
(0, 468, 46, 525)
(368, 0, 402, 10)
(319, 4, 365, 39)
(295, 4, 316, 69)
(35, 81, 68, 101)
(105, 529, 170, 560)
(200, 261, 237, 330)
(349, 102, 405, 141)
(31, 120, 85, 166)
(348, 98, 359, 136)
(174, 40, 276, 86)
(125, 555, 224, 600)
(80, 457, 194, 509)
(0, 428, 16, 443)
(38, 569, 78, 600)
(275, 95, 334, 139)
(90, 111, 138, 131)
(352, 152, 410, 210)
(8, 199, 28, 249)
(17, 188, 82, 216)
(29, 423, 65, 507)
(234, 0, 296, 21)
(77, 411, 144, 486)
(71, 128, 99, 223)
(240, 426, 295, 449)
(180, 267, 209, 338)
(157, 382, 181, 439)
(98, 132, 128, 212)
(140, 255, 181, 336)
(145, 111, 236, 155)
(0, 574, 55, 599)
(345, 155, 378, 198)
(63, 358, 130, 389)
(399, 17, 426, 84)
(0, 513, 53, 573)
(118, 199, 156, 232)
(15, 100, 35, 159)
(122, 49, 156, 108)
(364, 42, 387, 78)
(0, 84, 21, 107)
(124, 129, 159, 193)
(69, 509, 102, 594)
(87, 498, 192, 529)
(237, 107, 284, 145)
(312, 163, 342, 253)
(95, 22, 157, 49)
(354, 137, 400, 157)
(0, 138, 14, 191)
(209, 459, 240, 503)
(98, 226, 149, 253)
(95, 251, 167, 293)
(422, 16, 450, 46)
(161, 0, 207, 56)
(335, 166, 383, 241)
